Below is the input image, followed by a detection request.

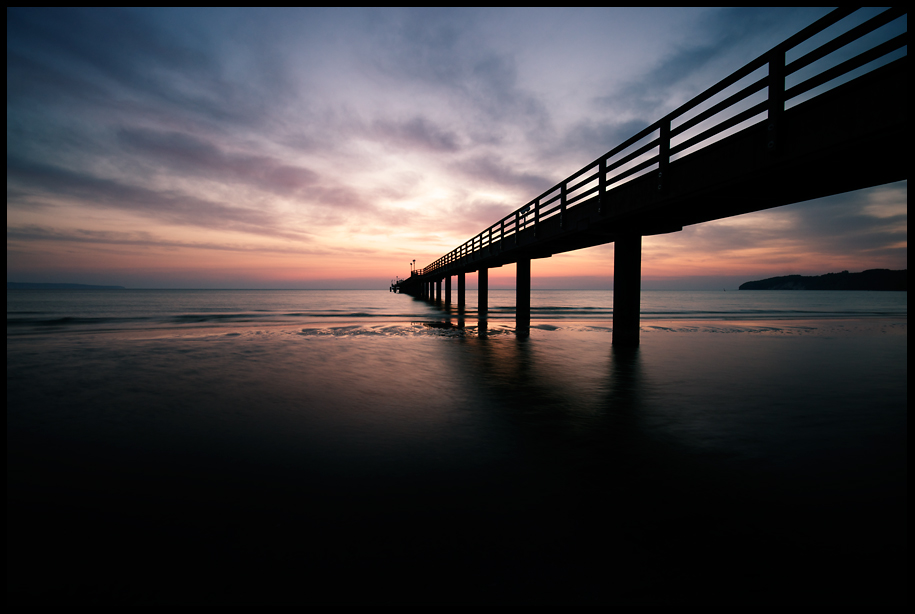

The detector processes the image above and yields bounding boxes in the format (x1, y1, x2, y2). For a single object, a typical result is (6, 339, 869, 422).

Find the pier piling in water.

(478, 268, 488, 317)
(613, 234, 641, 346)
(458, 273, 466, 311)
(516, 258, 531, 335)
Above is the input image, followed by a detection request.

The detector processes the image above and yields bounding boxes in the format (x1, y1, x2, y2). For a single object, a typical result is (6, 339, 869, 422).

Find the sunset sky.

(7, 7, 907, 289)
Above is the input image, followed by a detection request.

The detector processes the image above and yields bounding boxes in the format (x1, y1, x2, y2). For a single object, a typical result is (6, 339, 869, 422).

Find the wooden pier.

(393, 8, 908, 345)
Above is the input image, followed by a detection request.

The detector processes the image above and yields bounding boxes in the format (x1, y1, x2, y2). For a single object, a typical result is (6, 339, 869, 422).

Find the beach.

(7, 290, 907, 604)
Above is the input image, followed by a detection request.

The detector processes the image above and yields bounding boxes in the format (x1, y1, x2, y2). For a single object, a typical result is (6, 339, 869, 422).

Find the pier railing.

(419, 7, 906, 278)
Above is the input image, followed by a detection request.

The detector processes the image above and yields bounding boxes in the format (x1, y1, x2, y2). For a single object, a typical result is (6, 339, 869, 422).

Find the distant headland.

(7, 282, 126, 290)
(739, 269, 906, 291)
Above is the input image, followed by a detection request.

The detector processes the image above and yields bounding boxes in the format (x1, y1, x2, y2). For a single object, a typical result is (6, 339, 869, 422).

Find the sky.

(7, 7, 907, 289)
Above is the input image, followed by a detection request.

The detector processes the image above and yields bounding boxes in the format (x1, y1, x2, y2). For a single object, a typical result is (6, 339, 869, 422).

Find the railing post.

(500, 219, 505, 252)
(598, 157, 607, 215)
(560, 183, 567, 228)
(658, 118, 670, 194)
(534, 198, 540, 237)
(767, 47, 785, 154)
(514, 211, 520, 245)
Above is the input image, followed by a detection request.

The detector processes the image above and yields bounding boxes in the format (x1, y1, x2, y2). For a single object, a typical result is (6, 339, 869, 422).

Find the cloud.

(7, 157, 311, 240)
(593, 8, 831, 119)
(117, 128, 320, 194)
(645, 181, 907, 270)
(7, 7, 297, 133)
(441, 198, 517, 237)
(370, 116, 461, 153)
(364, 8, 551, 132)
(784, 183, 907, 255)
(551, 118, 654, 165)
(452, 154, 555, 196)
(5, 224, 351, 256)
(6, 49, 112, 107)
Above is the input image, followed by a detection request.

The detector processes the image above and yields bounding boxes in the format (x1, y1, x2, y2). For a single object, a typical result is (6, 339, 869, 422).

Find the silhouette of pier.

(391, 8, 908, 345)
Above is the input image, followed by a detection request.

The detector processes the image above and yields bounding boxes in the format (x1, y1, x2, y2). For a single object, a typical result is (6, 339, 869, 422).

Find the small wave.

(171, 313, 260, 323)
(7, 316, 151, 326)
(536, 306, 604, 311)
(283, 312, 409, 318)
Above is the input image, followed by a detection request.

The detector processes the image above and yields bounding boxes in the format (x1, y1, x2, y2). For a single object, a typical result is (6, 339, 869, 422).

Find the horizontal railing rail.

(416, 7, 906, 278)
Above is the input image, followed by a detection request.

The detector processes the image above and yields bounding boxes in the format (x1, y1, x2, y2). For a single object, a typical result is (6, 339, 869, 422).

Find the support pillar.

(516, 258, 530, 335)
(445, 276, 452, 306)
(613, 234, 641, 346)
(435, 279, 441, 303)
(478, 268, 488, 316)
(457, 272, 466, 311)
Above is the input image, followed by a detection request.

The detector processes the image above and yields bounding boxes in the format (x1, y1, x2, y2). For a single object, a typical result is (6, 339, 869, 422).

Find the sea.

(7, 289, 907, 605)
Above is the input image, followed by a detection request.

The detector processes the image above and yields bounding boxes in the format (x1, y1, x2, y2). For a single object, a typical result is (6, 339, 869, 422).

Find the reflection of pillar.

(445, 276, 452, 306)
(458, 272, 466, 311)
(613, 234, 641, 346)
(435, 279, 441, 302)
(478, 268, 488, 316)
(516, 258, 530, 335)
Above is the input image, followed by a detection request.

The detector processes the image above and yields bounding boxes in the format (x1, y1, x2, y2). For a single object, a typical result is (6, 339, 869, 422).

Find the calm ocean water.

(6, 288, 908, 334)
(7, 289, 907, 605)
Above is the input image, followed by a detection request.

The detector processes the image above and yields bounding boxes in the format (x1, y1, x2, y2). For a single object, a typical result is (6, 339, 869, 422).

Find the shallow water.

(7, 288, 907, 333)
(7, 290, 908, 605)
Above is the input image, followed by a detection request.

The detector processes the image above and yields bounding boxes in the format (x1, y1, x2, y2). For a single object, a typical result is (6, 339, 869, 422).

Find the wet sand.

(7, 317, 907, 605)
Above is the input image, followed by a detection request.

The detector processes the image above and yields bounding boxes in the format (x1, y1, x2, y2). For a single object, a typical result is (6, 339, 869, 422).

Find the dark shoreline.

(740, 269, 906, 291)
(8, 282, 126, 290)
